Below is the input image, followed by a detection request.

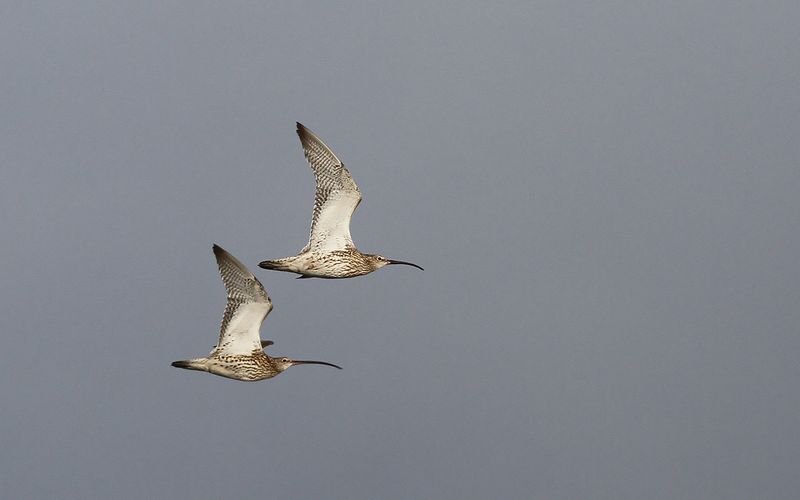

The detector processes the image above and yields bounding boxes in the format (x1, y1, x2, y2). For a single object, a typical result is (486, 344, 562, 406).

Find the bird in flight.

(172, 244, 342, 381)
(258, 122, 423, 279)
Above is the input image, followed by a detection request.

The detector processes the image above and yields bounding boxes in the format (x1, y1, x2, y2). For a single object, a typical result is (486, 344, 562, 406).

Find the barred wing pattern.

(212, 245, 272, 356)
(296, 122, 362, 253)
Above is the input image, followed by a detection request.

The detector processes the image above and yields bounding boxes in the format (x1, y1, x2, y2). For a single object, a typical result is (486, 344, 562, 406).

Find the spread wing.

(296, 122, 362, 253)
(211, 244, 272, 356)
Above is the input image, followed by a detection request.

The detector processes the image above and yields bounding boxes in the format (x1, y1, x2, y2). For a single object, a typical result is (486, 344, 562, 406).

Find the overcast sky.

(1, 1, 799, 499)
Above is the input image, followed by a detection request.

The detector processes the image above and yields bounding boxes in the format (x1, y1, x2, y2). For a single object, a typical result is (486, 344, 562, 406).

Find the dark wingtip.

(171, 360, 190, 369)
(296, 122, 312, 142)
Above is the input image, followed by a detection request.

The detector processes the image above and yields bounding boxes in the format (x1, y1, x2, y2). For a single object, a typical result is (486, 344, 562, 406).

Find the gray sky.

(1, 1, 799, 499)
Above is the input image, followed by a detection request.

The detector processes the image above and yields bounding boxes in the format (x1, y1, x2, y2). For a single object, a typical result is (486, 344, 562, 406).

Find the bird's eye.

(282, 358, 290, 363)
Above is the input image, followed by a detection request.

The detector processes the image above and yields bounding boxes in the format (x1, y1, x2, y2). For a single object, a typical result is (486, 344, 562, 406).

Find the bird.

(258, 122, 423, 278)
(171, 244, 342, 381)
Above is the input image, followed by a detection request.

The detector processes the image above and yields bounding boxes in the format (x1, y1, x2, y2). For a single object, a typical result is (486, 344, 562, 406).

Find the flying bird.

(258, 122, 423, 278)
(171, 244, 342, 381)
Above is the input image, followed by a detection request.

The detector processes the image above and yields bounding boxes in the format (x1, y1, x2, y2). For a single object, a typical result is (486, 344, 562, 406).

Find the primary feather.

(212, 244, 272, 356)
(297, 122, 362, 253)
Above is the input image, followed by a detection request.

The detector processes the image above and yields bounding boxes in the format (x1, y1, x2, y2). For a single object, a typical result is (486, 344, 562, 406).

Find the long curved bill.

(292, 360, 343, 370)
(387, 259, 424, 271)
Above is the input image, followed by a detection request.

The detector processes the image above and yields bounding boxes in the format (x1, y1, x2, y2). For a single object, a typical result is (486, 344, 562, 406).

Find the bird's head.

(366, 254, 424, 272)
(272, 356, 343, 373)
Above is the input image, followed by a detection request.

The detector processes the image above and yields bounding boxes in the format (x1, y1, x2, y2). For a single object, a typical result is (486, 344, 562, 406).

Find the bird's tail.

(258, 259, 294, 272)
(171, 359, 208, 372)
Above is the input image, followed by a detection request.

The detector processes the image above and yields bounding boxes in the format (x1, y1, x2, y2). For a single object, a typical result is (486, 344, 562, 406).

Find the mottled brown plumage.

(171, 244, 341, 381)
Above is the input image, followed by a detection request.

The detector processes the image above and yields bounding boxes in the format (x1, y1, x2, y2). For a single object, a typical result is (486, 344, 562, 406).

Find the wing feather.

(296, 122, 362, 252)
(212, 244, 272, 355)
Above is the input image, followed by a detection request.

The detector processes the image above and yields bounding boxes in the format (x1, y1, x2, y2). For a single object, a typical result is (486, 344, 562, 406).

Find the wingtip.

(212, 244, 230, 263)
(296, 122, 311, 140)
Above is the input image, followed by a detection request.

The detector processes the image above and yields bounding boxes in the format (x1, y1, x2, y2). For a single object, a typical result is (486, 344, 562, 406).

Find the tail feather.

(171, 359, 207, 371)
(258, 259, 292, 271)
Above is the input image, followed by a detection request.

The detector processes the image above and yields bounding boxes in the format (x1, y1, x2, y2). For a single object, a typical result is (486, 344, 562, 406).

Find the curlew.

(258, 122, 423, 278)
(171, 244, 341, 381)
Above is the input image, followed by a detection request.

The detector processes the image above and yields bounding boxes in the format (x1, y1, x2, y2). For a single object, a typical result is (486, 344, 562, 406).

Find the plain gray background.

(2, 1, 798, 499)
